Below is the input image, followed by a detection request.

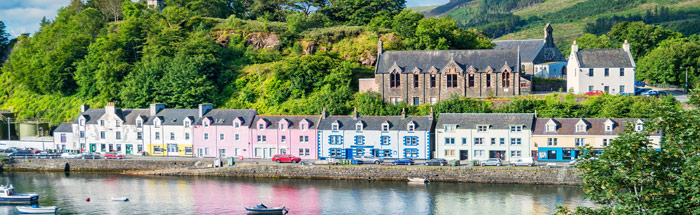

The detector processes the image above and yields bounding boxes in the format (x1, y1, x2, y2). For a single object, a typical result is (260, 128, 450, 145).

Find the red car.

(584, 90, 604, 96)
(103, 152, 125, 159)
(272, 154, 301, 163)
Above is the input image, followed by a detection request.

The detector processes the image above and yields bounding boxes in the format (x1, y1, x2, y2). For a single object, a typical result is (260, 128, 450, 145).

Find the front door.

(460, 150, 469, 160)
(89, 144, 96, 153)
(345, 148, 354, 159)
(280, 148, 287, 155)
(263, 148, 269, 158)
(197, 148, 204, 157)
(125, 144, 133, 155)
(167, 144, 178, 156)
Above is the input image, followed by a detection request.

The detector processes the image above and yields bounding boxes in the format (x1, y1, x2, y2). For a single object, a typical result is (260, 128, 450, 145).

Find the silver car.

(481, 158, 503, 166)
(80, 153, 101, 159)
(353, 155, 384, 164)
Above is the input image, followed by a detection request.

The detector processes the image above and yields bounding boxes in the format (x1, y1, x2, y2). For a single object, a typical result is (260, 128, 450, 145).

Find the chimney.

(622, 40, 630, 53)
(571, 40, 578, 53)
(401, 108, 406, 119)
(80, 104, 90, 113)
(105, 102, 116, 114)
(198, 103, 214, 118)
(352, 107, 359, 120)
(150, 103, 165, 116)
(377, 39, 383, 56)
(321, 107, 327, 119)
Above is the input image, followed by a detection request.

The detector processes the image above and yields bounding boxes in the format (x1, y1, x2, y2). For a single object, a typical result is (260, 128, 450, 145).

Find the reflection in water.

(0, 172, 593, 215)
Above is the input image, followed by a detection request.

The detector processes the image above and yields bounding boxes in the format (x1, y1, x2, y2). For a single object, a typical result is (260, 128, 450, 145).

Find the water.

(0, 172, 594, 215)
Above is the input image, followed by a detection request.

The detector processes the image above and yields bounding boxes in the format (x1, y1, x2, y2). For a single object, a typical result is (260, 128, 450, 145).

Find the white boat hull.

(16, 206, 58, 214)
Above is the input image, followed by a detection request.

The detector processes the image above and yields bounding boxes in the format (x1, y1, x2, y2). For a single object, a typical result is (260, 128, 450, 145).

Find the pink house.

(193, 105, 257, 158)
(249, 115, 320, 160)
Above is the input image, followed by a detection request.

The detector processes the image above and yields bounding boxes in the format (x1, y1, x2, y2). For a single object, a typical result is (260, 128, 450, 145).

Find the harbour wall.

(2, 159, 582, 185)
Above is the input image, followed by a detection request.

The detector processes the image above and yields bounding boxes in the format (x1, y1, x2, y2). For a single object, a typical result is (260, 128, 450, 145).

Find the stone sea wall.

(3, 159, 582, 185)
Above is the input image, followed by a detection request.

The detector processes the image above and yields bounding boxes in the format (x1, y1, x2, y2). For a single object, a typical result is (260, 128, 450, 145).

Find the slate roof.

(146, 109, 199, 126)
(576, 49, 634, 68)
(493, 39, 543, 62)
(74, 109, 105, 124)
(195, 109, 257, 126)
(436, 113, 535, 130)
(122, 109, 150, 124)
(318, 115, 432, 131)
(53, 122, 73, 133)
(375, 49, 518, 74)
(252, 115, 320, 130)
(532, 118, 661, 136)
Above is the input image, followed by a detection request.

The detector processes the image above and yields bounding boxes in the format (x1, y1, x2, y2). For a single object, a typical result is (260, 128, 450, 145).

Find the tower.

(544, 23, 554, 44)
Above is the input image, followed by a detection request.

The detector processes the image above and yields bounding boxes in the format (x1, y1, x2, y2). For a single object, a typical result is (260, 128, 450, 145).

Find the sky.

(0, 0, 449, 38)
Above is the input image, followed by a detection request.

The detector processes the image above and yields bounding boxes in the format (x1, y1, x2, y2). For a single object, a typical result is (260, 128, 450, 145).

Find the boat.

(16, 205, 59, 214)
(245, 204, 289, 214)
(111, 197, 129, 201)
(0, 184, 39, 204)
(408, 177, 429, 183)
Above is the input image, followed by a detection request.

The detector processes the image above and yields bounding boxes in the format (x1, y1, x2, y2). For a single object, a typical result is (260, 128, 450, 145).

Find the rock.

(301, 40, 317, 55)
(245, 32, 280, 50)
(359, 50, 377, 66)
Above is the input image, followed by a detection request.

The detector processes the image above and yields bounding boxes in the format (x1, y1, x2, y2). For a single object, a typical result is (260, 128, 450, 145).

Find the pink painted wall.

(249, 117, 318, 160)
(193, 118, 253, 158)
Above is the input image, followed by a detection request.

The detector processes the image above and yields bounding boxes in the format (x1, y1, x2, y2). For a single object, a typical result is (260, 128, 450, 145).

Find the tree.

(93, 0, 123, 21)
(636, 38, 700, 85)
(319, 0, 405, 25)
(391, 9, 423, 39)
(608, 21, 682, 59)
(573, 33, 614, 49)
(411, 17, 493, 50)
(0, 21, 10, 65)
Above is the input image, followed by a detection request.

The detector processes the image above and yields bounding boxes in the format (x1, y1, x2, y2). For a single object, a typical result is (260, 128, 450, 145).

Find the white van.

(510, 157, 535, 167)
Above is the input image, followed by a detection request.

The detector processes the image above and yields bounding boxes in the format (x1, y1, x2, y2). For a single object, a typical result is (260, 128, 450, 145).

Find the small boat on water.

(111, 197, 129, 201)
(16, 205, 59, 214)
(408, 177, 429, 183)
(0, 184, 39, 204)
(245, 204, 288, 214)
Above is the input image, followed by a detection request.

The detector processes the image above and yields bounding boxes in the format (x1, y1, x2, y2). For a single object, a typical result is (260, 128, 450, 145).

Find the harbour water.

(0, 172, 593, 214)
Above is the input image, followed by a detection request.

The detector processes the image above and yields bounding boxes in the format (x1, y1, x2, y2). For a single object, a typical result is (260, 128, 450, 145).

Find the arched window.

(390, 72, 400, 88)
(468, 74, 474, 87)
(502, 72, 510, 88)
(486, 74, 491, 88)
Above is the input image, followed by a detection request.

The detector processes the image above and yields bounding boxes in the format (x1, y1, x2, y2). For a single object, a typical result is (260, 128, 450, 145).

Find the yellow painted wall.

(532, 135, 661, 150)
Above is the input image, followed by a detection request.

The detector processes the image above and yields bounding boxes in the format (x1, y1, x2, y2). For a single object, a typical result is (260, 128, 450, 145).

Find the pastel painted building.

(52, 122, 73, 152)
(193, 107, 257, 158)
(143, 105, 198, 157)
(73, 103, 150, 155)
(249, 115, 320, 159)
(532, 118, 662, 162)
(318, 109, 433, 160)
(435, 113, 535, 162)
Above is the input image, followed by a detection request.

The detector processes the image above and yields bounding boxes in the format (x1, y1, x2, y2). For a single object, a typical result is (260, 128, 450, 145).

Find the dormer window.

(136, 119, 142, 128)
(80, 119, 85, 126)
(100, 120, 105, 126)
(116, 121, 120, 127)
(546, 125, 555, 132)
(154, 120, 161, 128)
(606, 125, 613, 131)
(332, 123, 339, 131)
(258, 123, 265, 130)
(407, 123, 415, 132)
(234, 122, 240, 128)
(280, 124, 286, 130)
(635, 124, 643, 132)
(477, 125, 488, 132)
(444, 125, 456, 132)
(355, 123, 363, 131)
(203, 120, 209, 128)
(301, 124, 307, 131)
(510, 125, 522, 132)
(576, 125, 586, 132)
(382, 123, 389, 131)
(184, 121, 191, 128)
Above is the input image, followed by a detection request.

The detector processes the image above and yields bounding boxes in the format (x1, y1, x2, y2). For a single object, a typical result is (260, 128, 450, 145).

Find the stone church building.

(493, 24, 567, 78)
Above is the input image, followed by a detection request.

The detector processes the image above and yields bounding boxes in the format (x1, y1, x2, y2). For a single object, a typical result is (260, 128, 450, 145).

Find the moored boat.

(0, 184, 39, 204)
(16, 205, 59, 214)
(245, 204, 288, 214)
(111, 197, 129, 201)
(408, 177, 429, 183)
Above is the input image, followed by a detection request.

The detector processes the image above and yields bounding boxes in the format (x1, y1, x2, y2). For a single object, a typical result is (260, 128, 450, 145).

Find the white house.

(143, 104, 200, 157)
(317, 108, 433, 160)
(52, 122, 73, 152)
(435, 113, 535, 162)
(73, 103, 150, 155)
(566, 40, 635, 95)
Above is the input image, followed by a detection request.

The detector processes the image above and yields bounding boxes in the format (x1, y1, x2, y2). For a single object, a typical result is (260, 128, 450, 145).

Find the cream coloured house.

(566, 40, 636, 95)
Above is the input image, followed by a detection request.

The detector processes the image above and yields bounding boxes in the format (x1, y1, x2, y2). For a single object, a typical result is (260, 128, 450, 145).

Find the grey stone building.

(493, 24, 567, 78)
(362, 44, 531, 105)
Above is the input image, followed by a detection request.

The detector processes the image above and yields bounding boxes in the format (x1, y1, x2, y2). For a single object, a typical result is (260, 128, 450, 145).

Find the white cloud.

(406, 0, 449, 7)
(0, 0, 70, 37)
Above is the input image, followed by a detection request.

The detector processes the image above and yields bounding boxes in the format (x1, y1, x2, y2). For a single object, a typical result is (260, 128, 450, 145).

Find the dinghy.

(0, 184, 39, 204)
(111, 197, 129, 201)
(16, 205, 59, 214)
(245, 204, 288, 214)
(408, 177, 429, 183)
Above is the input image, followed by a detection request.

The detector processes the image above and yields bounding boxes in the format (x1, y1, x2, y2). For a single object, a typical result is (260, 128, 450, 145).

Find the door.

(280, 148, 287, 155)
(263, 148, 269, 158)
(90, 144, 96, 153)
(167, 144, 178, 156)
(197, 148, 204, 157)
(125, 144, 133, 155)
(604, 86, 609, 93)
(345, 149, 354, 159)
(459, 150, 469, 160)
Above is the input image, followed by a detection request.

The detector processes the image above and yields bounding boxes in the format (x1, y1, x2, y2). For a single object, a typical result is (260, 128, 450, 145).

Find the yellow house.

(532, 118, 662, 162)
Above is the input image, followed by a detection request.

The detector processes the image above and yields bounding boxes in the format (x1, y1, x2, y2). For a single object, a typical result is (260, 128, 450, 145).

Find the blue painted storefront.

(537, 147, 604, 161)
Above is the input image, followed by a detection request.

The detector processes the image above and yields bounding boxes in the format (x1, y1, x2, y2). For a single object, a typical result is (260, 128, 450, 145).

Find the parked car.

(353, 155, 383, 164)
(61, 152, 81, 159)
(272, 154, 301, 163)
(25, 148, 41, 154)
(634, 88, 651, 95)
(8, 150, 34, 157)
(392, 158, 414, 165)
(635, 81, 647, 87)
(510, 157, 535, 167)
(642, 90, 669, 97)
(584, 90, 604, 96)
(36, 152, 56, 159)
(449, 160, 461, 166)
(80, 153, 101, 159)
(423, 158, 448, 166)
(480, 158, 503, 166)
(4, 147, 19, 153)
(103, 152, 125, 159)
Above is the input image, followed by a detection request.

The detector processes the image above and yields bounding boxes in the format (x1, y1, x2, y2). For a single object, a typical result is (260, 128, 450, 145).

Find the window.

(220, 133, 225, 140)
(382, 124, 389, 131)
(280, 124, 286, 130)
(462, 138, 467, 145)
(575, 138, 586, 146)
(203, 120, 209, 127)
(299, 148, 310, 156)
(546, 124, 556, 132)
(185, 133, 190, 140)
(381, 136, 391, 145)
(500, 138, 505, 145)
(185, 147, 192, 155)
(136, 120, 142, 128)
(510, 151, 521, 157)
(390, 97, 401, 104)
(589, 85, 594, 92)
(234, 133, 239, 141)
(445, 137, 455, 145)
(100, 131, 105, 139)
(468, 74, 475, 87)
(100, 120, 104, 126)
(390, 72, 401, 88)
(444, 125, 456, 132)
(445, 150, 455, 156)
(407, 124, 415, 132)
(490, 138, 496, 145)
(330, 148, 343, 158)
(219, 149, 226, 158)
(474, 150, 484, 157)
(205, 147, 209, 155)
(203, 133, 208, 140)
(502, 72, 510, 88)
(474, 138, 484, 145)
(404, 148, 419, 158)
(80, 119, 85, 126)
(356, 123, 362, 131)
(80, 131, 85, 138)
(354, 136, 364, 145)
(404, 136, 418, 146)
(576, 124, 586, 132)
(153, 146, 162, 154)
(332, 123, 339, 131)
(588, 69, 593, 77)
(137, 132, 142, 140)
(116, 131, 121, 140)
(477, 125, 488, 132)
(510, 125, 522, 132)
(604, 86, 609, 93)
(430, 75, 436, 88)
(430, 97, 437, 104)
(299, 136, 309, 143)
(547, 138, 558, 146)
(170, 132, 175, 140)
(234, 122, 240, 128)
(257, 135, 267, 143)
(184, 121, 190, 128)
(520, 83, 528, 88)
(115, 121, 121, 127)
(635, 124, 644, 132)
(604, 68, 609, 77)
(510, 138, 522, 145)
(413, 74, 419, 88)
(603, 139, 610, 147)
(447, 74, 458, 88)
(258, 123, 264, 130)
(620, 70, 624, 76)
(486, 74, 491, 88)
(100, 144, 106, 152)
(329, 135, 342, 145)
(606, 125, 613, 131)
(301, 124, 307, 130)
(413, 97, 420, 106)
(620, 85, 625, 93)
